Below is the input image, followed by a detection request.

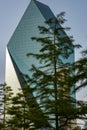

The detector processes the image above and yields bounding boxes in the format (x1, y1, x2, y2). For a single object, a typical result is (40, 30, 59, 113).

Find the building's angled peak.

(32, 0, 55, 20)
(34, 0, 49, 8)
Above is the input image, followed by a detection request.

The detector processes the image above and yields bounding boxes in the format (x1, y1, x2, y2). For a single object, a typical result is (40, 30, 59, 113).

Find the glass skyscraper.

(5, 0, 58, 93)
(5, 0, 75, 129)
(6, 0, 74, 93)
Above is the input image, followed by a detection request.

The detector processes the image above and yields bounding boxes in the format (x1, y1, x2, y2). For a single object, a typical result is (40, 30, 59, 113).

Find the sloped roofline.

(32, 0, 55, 20)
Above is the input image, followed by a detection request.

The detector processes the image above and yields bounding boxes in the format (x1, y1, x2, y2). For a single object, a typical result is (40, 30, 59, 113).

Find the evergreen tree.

(71, 49, 87, 128)
(0, 84, 13, 130)
(7, 84, 35, 130)
(0, 84, 4, 130)
(26, 12, 77, 130)
(72, 49, 87, 91)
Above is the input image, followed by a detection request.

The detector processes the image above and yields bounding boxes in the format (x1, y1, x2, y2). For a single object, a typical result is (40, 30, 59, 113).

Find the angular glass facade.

(6, 0, 56, 88)
(6, 1, 50, 87)
(6, 0, 74, 90)
(5, 0, 75, 129)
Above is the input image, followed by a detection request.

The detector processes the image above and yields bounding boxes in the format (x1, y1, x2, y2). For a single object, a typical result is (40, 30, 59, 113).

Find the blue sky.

(0, 0, 87, 101)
